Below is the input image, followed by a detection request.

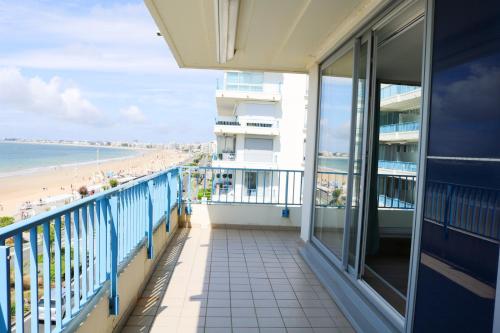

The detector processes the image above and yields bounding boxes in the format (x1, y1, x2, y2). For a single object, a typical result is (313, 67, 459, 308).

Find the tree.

(109, 179, 119, 188)
(0, 216, 14, 228)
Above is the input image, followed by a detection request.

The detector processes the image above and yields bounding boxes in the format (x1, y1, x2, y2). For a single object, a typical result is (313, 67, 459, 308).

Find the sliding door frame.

(308, 0, 431, 331)
(310, 41, 358, 268)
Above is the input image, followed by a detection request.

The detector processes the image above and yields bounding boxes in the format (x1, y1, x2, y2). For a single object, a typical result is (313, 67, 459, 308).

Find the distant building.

(212, 71, 307, 170)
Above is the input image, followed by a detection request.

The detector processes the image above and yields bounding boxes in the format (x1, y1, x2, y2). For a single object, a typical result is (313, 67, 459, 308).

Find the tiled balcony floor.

(122, 227, 354, 333)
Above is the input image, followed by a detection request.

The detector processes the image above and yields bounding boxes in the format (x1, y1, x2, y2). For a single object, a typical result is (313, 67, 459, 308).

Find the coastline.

(0, 148, 190, 219)
(0, 140, 144, 150)
(0, 152, 141, 179)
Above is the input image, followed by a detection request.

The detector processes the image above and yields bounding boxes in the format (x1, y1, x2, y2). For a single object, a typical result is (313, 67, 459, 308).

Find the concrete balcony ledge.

(216, 89, 281, 103)
(214, 124, 280, 136)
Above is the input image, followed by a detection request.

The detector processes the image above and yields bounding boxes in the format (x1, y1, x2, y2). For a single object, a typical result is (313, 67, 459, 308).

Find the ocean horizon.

(0, 142, 139, 176)
(318, 156, 349, 172)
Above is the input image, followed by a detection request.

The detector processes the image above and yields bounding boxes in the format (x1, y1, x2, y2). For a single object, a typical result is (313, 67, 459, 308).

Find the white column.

(300, 63, 319, 242)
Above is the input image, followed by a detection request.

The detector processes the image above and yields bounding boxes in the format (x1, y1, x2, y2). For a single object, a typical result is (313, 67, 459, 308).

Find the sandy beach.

(0, 149, 190, 219)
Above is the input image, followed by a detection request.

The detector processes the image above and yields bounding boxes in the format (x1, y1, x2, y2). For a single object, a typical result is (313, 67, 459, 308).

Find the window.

(361, 13, 424, 316)
(245, 172, 257, 195)
(312, 47, 354, 259)
(244, 138, 274, 163)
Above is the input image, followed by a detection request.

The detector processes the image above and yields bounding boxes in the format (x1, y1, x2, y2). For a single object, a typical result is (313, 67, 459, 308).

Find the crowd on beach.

(0, 149, 192, 222)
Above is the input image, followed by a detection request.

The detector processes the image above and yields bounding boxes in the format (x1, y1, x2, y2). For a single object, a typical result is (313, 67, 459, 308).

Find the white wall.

(187, 203, 301, 229)
(278, 73, 308, 170)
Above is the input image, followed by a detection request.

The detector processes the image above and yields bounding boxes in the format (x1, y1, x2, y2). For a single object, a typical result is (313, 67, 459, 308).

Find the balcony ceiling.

(145, 0, 387, 73)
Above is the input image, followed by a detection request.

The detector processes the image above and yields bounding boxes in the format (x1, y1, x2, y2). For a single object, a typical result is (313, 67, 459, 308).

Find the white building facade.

(212, 71, 307, 170)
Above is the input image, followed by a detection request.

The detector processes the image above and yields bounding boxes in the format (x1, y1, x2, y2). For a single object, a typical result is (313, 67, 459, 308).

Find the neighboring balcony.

(379, 121, 419, 142)
(214, 118, 280, 136)
(380, 85, 421, 111)
(378, 160, 417, 174)
(212, 152, 236, 161)
(215, 79, 281, 107)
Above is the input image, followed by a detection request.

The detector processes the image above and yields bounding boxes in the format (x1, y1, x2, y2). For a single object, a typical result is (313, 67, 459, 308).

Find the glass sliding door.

(313, 47, 354, 259)
(360, 0, 425, 316)
(347, 41, 369, 269)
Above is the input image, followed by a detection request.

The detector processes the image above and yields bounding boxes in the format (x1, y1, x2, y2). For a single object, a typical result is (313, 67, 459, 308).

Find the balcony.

(0, 166, 355, 333)
(380, 85, 420, 100)
(212, 152, 236, 162)
(214, 118, 280, 136)
(215, 78, 281, 112)
(378, 160, 417, 174)
(379, 121, 419, 142)
(380, 85, 421, 111)
(380, 121, 419, 133)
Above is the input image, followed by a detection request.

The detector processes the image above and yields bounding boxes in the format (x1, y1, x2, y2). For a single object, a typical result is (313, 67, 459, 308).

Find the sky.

(0, 0, 222, 143)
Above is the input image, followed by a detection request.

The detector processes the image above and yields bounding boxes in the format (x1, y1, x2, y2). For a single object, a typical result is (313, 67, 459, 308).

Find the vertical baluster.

(166, 173, 172, 232)
(109, 196, 119, 315)
(64, 212, 71, 321)
(131, 188, 136, 246)
(42, 221, 50, 333)
(279, 171, 283, 204)
(73, 209, 80, 312)
(263, 171, 267, 204)
(300, 171, 303, 204)
(398, 177, 402, 208)
(95, 202, 100, 288)
(0, 245, 10, 333)
(240, 170, 244, 203)
(99, 200, 107, 283)
(283, 171, 289, 217)
(116, 193, 121, 263)
(256, 171, 259, 203)
(89, 203, 95, 294)
(14, 233, 24, 333)
(130, 189, 134, 251)
(270, 171, 274, 204)
(203, 169, 207, 202)
(147, 181, 154, 259)
(54, 216, 63, 330)
(81, 205, 88, 304)
(232, 169, 236, 203)
(30, 227, 38, 333)
(123, 191, 127, 260)
(178, 168, 183, 216)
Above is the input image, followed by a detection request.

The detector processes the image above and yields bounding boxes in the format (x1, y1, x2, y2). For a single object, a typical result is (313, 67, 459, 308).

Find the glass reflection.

(313, 49, 354, 258)
(348, 42, 368, 268)
(362, 14, 423, 316)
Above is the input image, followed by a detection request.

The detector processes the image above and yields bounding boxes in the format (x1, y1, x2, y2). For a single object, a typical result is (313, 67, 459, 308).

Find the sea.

(318, 156, 349, 172)
(0, 142, 138, 176)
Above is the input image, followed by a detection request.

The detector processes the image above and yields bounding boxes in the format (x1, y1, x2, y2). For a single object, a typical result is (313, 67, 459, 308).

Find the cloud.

(0, 2, 177, 73)
(0, 67, 104, 124)
(120, 105, 146, 123)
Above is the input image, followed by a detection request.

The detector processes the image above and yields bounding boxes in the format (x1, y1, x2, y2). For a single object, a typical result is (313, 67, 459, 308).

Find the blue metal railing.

(0, 167, 180, 333)
(380, 84, 420, 100)
(378, 160, 417, 173)
(377, 174, 417, 209)
(182, 166, 303, 217)
(315, 172, 417, 209)
(380, 121, 419, 133)
(424, 181, 500, 240)
(0, 165, 420, 332)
